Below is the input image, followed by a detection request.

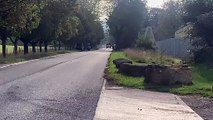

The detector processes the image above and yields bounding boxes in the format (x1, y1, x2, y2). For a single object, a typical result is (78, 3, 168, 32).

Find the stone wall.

(119, 63, 147, 77)
(145, 65, 192, 85)
(113, 59, 192, 85)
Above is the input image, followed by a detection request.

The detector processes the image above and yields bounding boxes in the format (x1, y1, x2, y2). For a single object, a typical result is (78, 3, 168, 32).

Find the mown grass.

(0, 45, 24, 54)
(171, 64, 213, 97)
(0, 51, 70, 64)
(108, 52, 145, 89)
(108, 51, 213, 97)
(0, 45, 51, 54)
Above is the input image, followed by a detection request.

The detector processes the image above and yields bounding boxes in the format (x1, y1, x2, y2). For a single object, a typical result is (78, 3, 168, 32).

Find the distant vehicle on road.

(106, 43, 112, 48)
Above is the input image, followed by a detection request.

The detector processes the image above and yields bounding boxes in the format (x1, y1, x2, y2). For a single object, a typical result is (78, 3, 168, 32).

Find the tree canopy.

(107, 0, 147, 50)
(0, 0, 104, 57)
(182, 0, 213, 48)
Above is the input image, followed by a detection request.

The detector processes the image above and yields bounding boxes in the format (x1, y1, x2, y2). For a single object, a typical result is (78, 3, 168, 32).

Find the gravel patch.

(180, 95, 213, 120)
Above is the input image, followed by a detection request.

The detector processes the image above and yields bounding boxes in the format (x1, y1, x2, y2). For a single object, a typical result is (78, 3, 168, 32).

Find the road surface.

(0, 49, 111, 120)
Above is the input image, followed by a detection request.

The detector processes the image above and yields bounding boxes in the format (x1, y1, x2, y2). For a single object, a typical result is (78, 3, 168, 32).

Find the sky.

(147, 0, 169, 8)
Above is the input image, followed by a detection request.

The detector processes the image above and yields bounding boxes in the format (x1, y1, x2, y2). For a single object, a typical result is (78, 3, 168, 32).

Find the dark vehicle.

(106, 43, 112, 48)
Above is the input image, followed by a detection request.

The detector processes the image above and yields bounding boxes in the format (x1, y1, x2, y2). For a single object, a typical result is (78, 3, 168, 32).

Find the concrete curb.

(0, 52, 72, 70)
(93, 79, 106, 120)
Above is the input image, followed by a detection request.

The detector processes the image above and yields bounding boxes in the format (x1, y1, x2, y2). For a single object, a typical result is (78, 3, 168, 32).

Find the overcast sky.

(147, 0, 170, 8)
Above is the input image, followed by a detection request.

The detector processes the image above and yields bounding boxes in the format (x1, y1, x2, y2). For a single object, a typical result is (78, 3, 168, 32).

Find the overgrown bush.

(135, 36, 154, 50)
(124, 48, 181, 65)
(194, 47, 213, 63)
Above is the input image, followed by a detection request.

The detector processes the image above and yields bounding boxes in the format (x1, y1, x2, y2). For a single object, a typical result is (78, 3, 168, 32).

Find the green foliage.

(171, 64, 213, 97)
(124, 49, 182, 65)
(0, 0, 104, 57)
(148, 0, 183, 40)
(108, 52, 145, 89)
(108, 51, 213, 97)
(107, 0, 147, 50)
(57, 16, 83, 40)
(136, 35, 154, 50)
(0, 0, 43, 37)
(182, 0, 213, 48)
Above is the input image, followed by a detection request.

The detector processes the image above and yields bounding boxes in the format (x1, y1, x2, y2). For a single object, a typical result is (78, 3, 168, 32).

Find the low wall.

(113, 59, 192, 85)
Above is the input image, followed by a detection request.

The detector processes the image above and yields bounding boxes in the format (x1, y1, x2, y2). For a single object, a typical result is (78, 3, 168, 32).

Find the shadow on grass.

(143, 83, 182, 93)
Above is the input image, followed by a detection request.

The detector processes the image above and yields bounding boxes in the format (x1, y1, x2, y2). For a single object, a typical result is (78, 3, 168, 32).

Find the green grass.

(124, 49, 182, 65)
(0, 45, 47, 54)
(108, 52, 145, 89)
(0, 45, 23, 54)
(171, 64, 213, 97)
(0, 50, 70, 64)
(108, 51, 213, 97)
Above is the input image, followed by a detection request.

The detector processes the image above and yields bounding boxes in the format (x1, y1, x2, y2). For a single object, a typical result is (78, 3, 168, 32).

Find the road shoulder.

(94, 80, 203, 120)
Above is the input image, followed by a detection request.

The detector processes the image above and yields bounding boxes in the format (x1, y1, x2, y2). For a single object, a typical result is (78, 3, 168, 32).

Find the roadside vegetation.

(0, 0, 104, 59)
(108, 51, 213, 97)
(124, 49, 181, 65)
(105, 0, 213, 98)
(108, 52, 145, 88)
(0, 45, 23, 54)
(0, 51, 70, 64)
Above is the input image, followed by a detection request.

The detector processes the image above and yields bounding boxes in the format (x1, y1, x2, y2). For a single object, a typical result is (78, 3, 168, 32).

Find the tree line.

(107, 0, 213, 58)
(0, 0, 104, 58)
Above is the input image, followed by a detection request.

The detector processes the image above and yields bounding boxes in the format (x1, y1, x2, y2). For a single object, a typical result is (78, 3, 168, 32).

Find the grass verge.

(0, 45, 24, 54)
(108, 52, 145, 89)
(0, 51, 70, 64)
(108, 51, 213, 97)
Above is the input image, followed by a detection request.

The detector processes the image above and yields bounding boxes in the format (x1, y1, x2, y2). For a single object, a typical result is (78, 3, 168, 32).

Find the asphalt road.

(0, 49, 111, 120)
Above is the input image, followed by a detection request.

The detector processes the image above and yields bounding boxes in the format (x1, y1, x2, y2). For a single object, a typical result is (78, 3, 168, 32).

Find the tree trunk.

(24, 42, 29, 55)
(54, 41, 57, 51)
(14, 39, 18, 55)
(44, 42, 48, 52)
(39, 41, 42, 52)
(10, 37, 18, 55)
(58, 40, 61, 50)
(1, 36, 7, 58)
(32, 44, 36, 53)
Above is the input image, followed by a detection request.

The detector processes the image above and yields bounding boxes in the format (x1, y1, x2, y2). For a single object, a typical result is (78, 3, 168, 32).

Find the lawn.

(108, 52, 145, 89)
(108, 51, 213, 97)
(0, 45, 23, 54)
(0, 51, 70, 64)
(0, 45, 44, 54)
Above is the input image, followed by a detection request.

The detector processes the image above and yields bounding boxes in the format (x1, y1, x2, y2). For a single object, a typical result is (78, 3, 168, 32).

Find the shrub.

(135, 36, 154, 50)
(124, 48, 182, 65)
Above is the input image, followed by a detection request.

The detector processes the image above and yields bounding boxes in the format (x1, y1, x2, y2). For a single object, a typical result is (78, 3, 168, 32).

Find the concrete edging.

(93, 79, 106, 120)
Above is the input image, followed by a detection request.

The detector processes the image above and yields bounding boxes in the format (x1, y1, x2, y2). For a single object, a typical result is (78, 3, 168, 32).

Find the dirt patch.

(180, 95, 213, 120)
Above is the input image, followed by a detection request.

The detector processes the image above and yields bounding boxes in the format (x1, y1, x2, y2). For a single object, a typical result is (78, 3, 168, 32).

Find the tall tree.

(107, 0, 147, 49)
(182, 0, 213, 47)
(155, 0, 183, 40)
(0, 0, 43, 56)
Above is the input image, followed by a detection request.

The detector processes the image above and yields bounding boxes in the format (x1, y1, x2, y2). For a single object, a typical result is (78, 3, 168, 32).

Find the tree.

(72, 0, 104, 49)
(1, 0, 104, 57)
(0, 0, 43, 56)
(56, 16, 84, 50)
(148, 8, 164, 41)
(150, 0, 183, 40)
(136, 35, 154, 50)
(182, 0, 213, 47)
(107, 0, 147, 50)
